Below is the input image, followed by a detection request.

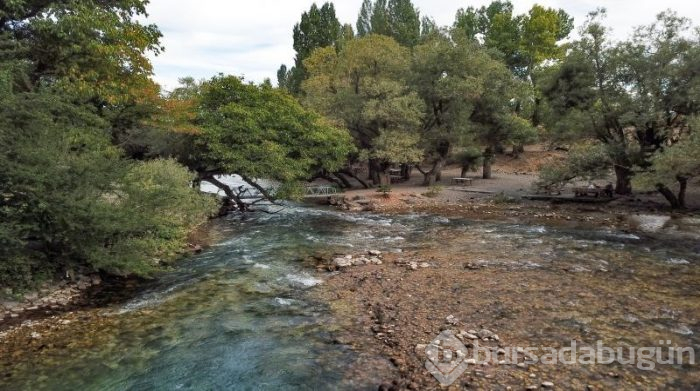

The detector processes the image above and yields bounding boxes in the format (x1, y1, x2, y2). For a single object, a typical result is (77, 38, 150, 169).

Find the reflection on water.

(1, 206, 698, 390)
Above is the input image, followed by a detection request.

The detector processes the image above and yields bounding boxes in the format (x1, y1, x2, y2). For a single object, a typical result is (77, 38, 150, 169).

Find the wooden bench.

(389, 175, 403, 184)
(573, 187, 609, 198)
(451, 177, 473, 186)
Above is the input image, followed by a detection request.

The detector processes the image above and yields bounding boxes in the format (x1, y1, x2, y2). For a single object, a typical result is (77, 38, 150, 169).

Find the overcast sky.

(143, 0, 700, 91)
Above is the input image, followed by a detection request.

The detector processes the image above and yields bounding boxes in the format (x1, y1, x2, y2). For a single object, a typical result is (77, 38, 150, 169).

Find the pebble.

(368, 250, 382, 256)
(445, 315, 458, 325)
(477, 329, 494, 339)
(542, 381, 554, 388)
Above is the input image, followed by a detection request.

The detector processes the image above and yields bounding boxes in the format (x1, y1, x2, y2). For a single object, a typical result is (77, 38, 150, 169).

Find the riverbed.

(1, 206, 698, 390)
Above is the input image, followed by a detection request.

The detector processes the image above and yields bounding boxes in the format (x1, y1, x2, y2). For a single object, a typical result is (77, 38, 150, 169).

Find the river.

(1, 206, 698, 390)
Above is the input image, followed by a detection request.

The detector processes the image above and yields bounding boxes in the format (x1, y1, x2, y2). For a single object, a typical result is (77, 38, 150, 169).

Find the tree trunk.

(656, 183, 681, 209)
(482, 146, 494, 179)
(613, 165, 633, 195)
(333, 172, 353, 188)
(677, 176, 688, 208)
(512, 144, 524, 158)
(338, 168, 370, 188)
(369, 159, 383, 185)
(400, 164, 412, 181)
(422, 158, 445, 186)
(201, 175, 247, 213)
(460, 166, 468, 178)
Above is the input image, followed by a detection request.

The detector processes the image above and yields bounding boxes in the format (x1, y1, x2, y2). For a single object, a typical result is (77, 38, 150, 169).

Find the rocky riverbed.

(311, 203, 700, 390)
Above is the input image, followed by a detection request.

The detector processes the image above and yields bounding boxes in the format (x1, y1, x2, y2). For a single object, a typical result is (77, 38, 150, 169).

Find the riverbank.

(0, 221, 217, 332)
(312, 193, 700, 390)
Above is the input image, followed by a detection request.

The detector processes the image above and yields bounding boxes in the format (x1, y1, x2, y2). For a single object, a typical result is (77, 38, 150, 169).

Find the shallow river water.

(1, 206, 699, 390)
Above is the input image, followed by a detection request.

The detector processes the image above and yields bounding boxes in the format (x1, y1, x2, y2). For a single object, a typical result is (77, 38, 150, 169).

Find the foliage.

(173, 75, 355, 203)
(453, 1, 573, 78)
(539, 9, 699, 196)
(634, 117, 700, 207)
(453, 147, 483, 173)
(303, 35, 424, 156)
(0, 0, 163, 105)
(376, 184, 392, 198)
(0, 91, 216, 288)
(635, 130, 700, 189)
(278, 2, 342, 93)
(424, 185, 443, 198)
(536, 142, 612, 188)
(369, 129, 423, 165)
(356, 0, 421, 47)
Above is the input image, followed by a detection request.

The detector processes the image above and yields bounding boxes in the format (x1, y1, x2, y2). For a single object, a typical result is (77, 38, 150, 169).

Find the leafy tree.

(453, 1, 573, 131)
(454, 147, 483, 177)
(357, 0, 373, 36)
(166, 75, 355, 210)
(635, 122, 700, 208)
(387, 0, 421, 47)
(355, 0, 421, 47)
(303, 35, 424, 185)
(278, 2, 342, 94)
(411, 34, 534, 183)
(539, 9, 699, 197)
(0, 0, 162, 104)
(370, 0, 391, 36)
(0, 91, 216, 288)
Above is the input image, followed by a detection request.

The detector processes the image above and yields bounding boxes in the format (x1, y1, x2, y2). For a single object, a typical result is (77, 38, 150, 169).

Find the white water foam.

(284, 272, 322, 287)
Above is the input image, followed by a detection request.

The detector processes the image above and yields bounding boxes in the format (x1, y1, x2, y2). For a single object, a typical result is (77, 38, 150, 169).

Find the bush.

(376, 184, 392, 198)
(424, 185, 444, 198)
(0, 93, 217, 288)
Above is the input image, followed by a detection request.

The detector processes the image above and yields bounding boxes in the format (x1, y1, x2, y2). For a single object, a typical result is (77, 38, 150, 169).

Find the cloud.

(143, 0, 700, 90)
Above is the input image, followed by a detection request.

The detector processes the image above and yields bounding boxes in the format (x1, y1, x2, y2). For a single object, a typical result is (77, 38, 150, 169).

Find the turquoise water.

(2, 206, 698, 390)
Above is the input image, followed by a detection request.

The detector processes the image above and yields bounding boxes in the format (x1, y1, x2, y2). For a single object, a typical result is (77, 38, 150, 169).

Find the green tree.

(387, 0, 421, 47)
(0, 91, 215, 288)
(171, 75, 355, 210)
(357, 0, 373, 36)
(0, 0, 162, 104)
(635, 121, 700, 208)
(278, 2, 342, 94)
(411, 34, 535, 183)
(303, 35, 424, 185)
(539, 9, 699, 196)
(355, 0, 421, 47)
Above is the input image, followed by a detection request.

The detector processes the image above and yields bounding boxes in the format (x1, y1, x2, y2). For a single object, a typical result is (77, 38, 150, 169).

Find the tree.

(370, 0, 391, 36)
(355, 0, 421, 47)
(168, 75, 355, 211)
(0, 91, 216, 288)
(0, 0, 162, 104)
(411, 34, 535, 183)
(387, 0, 421, 47)
(357, 0, 373, 36)
(635, 123, 700, 208)
(278, 2, 342, 94)
(303, 35, 424, 185)
(539, 9, 699, 196)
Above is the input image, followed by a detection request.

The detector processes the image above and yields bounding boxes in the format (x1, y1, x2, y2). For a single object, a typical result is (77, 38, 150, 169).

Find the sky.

(143, 0, 700, 91)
